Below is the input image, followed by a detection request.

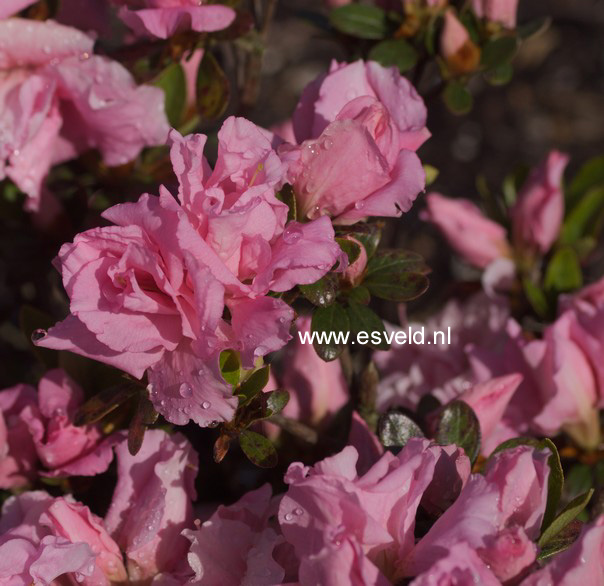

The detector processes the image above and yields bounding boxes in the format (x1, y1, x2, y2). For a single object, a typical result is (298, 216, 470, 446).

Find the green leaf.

(484, 62, 513, 85)
(346, 302, 389, 350)
(300, 274, 338, 307)
(378, 410, 424, 450)
(220, 350, 241, 386)
(538, 519, 584, 561)
(491, 437, 563, 531)
(561, 186, 604, 244)
(544, 247, 583, 293)
(196, 51, 230, 120)
(443, 81, 473, 115)
(364, 250, 430, 302)
(567, 156, 604, 209)
(276, 184, 297, 222)
(347, 285, 371, 305)
(336, 238, 361, 265)
(423, 164, 439, 187)
(128, 395, 158, 456)
(238, 365, 271, 404)
(517, 16, 551, 40)
(432, 401, 481, 464)
(523, 277, 550, 319)
(329, 4, 389, 39)
(337, 223, 382, 259)
(369, 38, 418, 73)
(539, 490, 594, 547)
(239, 430, 278, 468)
(74, 384, 140, 426)
(153, 62, 186, 127)
(480, 35, 518, 69)
(265, 389, 290, 417)
(311, 303, 350, 362)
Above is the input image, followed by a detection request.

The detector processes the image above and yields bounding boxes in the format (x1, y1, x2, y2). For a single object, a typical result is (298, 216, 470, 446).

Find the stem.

(269, 414, 319, 444)
(239, 0, 279, 114)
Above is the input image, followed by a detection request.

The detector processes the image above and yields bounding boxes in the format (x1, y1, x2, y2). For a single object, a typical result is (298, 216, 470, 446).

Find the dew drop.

(283, 223, 303, 244)
(179, 383, 193, 398)
(201, 401, 211, 409)
(354, 201, 365, 210)
(284, 512, 293, 522)
(321, 137, 333, 150)
(31, 328, 47, 342)
(294, 507, 304, 516)
(208, 420, 219, 428)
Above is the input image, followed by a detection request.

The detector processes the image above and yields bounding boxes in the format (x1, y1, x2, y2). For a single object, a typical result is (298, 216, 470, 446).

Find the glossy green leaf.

(364, 250, 429, 302)
(276, 184, 297, 222)
(337, 223, 382, 258)
(484, 62, 513, 85)
(443, 81, 473, 115)
(74, 384, 140, 426)
(336, 238, 362, 265)
(300, 274, 338, 307)
(220, 350, 241, 386)
(153, 62, 186, 127)
(480, 35, 518, 69)
(239, 430, 278, 468)
(561, 186, 604, 244)
(196, 51, 230, 120)
(265, 389, 290, 418)
(369, 38, 418, 73)
(538, 519, 584, 561)
(329, 4, 389, 39)
(433, 401, 481, 464)
(311, 303, 350, 361)
(491, 437, 563, 531)
(378, 410, 424, 450)
(347, 285, 371, 305)
(238, 365, 271, 403)
(544, 247, 583, 293)
(523, 277, 550, 319)
(128, 395, 158, 456)
(517, 16, 551, 40)
(346, 302, 389, 350)
(567, 156, 604, 209)
(539, 490, 594, 547)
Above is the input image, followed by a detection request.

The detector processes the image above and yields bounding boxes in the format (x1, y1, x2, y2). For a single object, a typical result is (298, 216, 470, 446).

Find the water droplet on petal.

(354, 201, 365, 210)
(179, 383, 192, 398)
(294, 508, 304, 516)
(283, 223, 303, 244)
(201, 401, 211, 409)
(31, 329, 47, 342)
(284, 513, 293, 522)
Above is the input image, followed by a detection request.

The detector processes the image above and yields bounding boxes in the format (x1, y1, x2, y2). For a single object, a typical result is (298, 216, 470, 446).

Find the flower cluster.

(2, 430, 602, 585)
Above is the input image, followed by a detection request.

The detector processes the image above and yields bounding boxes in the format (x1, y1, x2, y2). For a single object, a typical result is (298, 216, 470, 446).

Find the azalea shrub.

(1, 0, 604, 585)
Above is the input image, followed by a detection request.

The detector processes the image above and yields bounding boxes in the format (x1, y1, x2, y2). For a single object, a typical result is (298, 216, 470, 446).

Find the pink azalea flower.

(1, 369, 117, 483)
(105, 430, 198, 581)
(0, 384, 38, 489)
(0, 491, 127, 585)
(0, 0, 36, 18)
(279, 438, 469, 583)
(511, 150, 569, 254)
(406, 444, 549, 582)
(283, 60, 429, 223)
(472, 0, 519, 29)
(114, 0, 236, 39)
(440, 10, 481, 74)
(183, 484, 286, 585)
(36, 117, 342, 428)
(422, 192, 511, 269)
(409, 542, 500, 585)
(0, 18, 169, 211)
